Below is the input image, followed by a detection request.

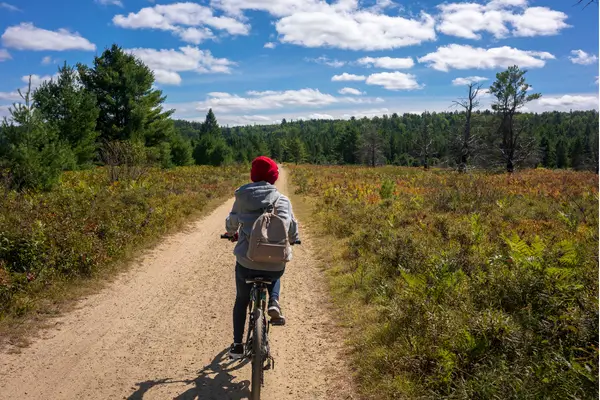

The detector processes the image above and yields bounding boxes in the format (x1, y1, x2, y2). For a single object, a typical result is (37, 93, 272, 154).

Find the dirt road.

(0, 169, 350, 400)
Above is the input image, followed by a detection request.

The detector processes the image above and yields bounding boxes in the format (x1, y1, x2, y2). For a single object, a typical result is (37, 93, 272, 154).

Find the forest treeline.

(176, 108, 599, 172)
(1, 44, 598, 193)
(177, 66, 599, 173)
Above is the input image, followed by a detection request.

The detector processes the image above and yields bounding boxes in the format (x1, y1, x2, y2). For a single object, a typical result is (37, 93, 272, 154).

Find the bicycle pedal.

(270, 318, 286, 326)
(264, 357, 275, 371)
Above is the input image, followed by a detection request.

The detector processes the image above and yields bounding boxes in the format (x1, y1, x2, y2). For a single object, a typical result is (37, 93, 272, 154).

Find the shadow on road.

(127, 348, 251, 400)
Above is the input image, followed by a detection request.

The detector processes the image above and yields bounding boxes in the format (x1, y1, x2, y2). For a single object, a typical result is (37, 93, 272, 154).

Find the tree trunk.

(371, 143, 375, 167)
(507, 159, 514, 173)
(459, 108, 472, 173)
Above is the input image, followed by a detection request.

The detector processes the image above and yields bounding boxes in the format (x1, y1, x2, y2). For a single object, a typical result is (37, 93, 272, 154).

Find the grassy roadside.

(282, 166, 364, 399)
(286, 165, 598, 400)
(0, 165, 247, 349)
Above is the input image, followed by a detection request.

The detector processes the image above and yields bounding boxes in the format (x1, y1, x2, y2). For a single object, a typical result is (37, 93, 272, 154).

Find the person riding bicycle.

(225, 156, 300, 359)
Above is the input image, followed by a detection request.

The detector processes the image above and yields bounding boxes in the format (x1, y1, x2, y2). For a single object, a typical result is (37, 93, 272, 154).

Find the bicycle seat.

(245, 277, 273, 285)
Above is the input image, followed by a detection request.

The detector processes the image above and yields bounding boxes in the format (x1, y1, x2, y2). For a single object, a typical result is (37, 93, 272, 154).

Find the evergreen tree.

(287, 137, 307, 164)
(539, 135, 555, 168)
(77, 44, 175, 147)
(169, 136, 193, 166)
(335, 124, 360, 164)
(201, 109, 220, 137)
(489, 65, 541, 172)
(570, 137, 584, 170)
(193, 109, 232, 166)
(0, 79, 73, 190)
(33, 63, 99, 168)
(556, 139, 567, 168)
(358, 124, 385, 167)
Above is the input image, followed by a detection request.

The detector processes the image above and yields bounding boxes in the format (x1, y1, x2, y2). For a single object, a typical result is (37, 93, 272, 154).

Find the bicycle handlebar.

(220, 234, 301, 245)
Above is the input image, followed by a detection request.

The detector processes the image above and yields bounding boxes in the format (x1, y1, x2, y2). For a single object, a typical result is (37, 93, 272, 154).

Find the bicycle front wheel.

(251, 308, 264, 400)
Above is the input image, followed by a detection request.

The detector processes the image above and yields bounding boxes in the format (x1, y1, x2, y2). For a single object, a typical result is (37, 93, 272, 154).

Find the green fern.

(504, 234, 545, 269)
(558, 240, 578, 267)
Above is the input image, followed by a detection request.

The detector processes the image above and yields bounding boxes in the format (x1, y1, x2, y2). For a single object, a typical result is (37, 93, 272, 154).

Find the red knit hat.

(251, 156, 279, 184)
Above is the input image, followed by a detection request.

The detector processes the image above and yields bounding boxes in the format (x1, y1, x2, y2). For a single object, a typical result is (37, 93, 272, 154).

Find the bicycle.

(221, 233, 300, 400)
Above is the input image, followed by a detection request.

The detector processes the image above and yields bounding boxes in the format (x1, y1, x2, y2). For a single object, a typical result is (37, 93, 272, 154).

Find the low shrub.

(290, 165, 598, 399)
(0, 165, 246, 319)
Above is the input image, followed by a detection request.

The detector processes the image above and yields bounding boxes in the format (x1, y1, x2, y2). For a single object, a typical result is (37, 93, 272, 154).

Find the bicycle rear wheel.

(251, 308, 264, 400)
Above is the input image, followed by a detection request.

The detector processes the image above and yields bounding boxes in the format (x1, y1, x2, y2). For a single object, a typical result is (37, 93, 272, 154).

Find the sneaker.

(268, 299, 285, 322)
(228, 343, 244, 360)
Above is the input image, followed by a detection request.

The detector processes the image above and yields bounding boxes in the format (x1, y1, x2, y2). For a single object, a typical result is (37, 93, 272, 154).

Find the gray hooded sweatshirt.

(225, 181, 300, 272)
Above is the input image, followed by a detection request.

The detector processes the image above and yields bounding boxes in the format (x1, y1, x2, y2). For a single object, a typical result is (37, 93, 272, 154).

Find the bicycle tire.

(251, 308, 264, 400)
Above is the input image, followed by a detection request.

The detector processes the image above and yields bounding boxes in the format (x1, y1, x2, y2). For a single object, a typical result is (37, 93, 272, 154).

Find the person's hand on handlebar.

(221, 232, 239, 242)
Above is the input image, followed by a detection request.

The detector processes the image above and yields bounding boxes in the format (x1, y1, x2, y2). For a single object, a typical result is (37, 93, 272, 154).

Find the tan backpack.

(246, 196, 290, 263)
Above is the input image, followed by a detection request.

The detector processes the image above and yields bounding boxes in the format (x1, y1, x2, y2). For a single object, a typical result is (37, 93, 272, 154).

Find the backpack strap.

(271, 195, 281, 216)
(259, 194, 281, 214)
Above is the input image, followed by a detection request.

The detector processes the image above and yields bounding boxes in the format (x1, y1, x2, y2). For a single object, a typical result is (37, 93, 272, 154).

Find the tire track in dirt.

(0, 168, 353, 400)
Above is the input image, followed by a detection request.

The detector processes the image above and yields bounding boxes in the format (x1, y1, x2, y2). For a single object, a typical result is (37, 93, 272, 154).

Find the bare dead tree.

(452, 83, 483, 173)
(100, 140, 149, 182)
(576, 0, 597, 8)
(414, 112, 433, 170)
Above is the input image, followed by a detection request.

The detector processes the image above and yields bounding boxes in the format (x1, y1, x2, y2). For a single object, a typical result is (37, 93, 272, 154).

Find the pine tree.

(33, 63, 99, 168)
(77, 44, 175, 146)
(489, 65, 541, 172)
(193, 109, 232, 166)
(556, 139, 567, 169)
(569, 137, 584, 170)
(0, 78, 73, 190)
(358, 124, 384, 167)
(539, 135, 554, 168)
(287, 137, 308, 164)
(200, 109, 220, 137)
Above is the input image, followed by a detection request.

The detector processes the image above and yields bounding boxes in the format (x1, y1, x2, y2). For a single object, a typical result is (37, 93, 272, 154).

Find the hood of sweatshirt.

(234, 181, 280, 211)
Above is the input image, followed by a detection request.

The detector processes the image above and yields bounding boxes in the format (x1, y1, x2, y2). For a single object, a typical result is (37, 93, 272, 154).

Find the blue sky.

(0, 0, 598, 126)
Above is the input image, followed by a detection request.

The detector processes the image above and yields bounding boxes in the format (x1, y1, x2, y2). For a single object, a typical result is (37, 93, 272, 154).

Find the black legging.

(233, 263, 284, 343)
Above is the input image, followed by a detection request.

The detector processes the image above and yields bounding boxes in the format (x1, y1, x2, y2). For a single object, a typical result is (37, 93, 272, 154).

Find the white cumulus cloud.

(305, 56, 346, 67)
(338, 87, 364, 95)
(569, 50, 598, 65)
(1, 23, 96, 51)
(418, 44, 555, 71)
(452, 76, 489, 86)
(210, 0, 312, 18)
(113, 2, 249, 44)
(437, 0, 570, 40)
(211, 0, 436, 50)
(95, 0, 123, 7)
(264, 42, 277, 49)
(332, 72, 366, 81)
(276, 10, 436, 50)
(22, 74, 56, 89)
(0, 73, 57, 102)
(509, 7, 570, 37)
(357, 56, 414, 69)
(0, 91, 21, 101)
(308, 113, 335, 119)
(153, 69, 182, 85)
(365, 71, 423, 90)
(127, 46, 236, 78)
(0, 49, 10, 61)
(535, 95, 598, 111)
(193, 88, 382, 114)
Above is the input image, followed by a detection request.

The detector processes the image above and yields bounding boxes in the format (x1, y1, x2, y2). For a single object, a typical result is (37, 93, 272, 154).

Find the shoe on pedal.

(228, 343, 244, 360)
(268, 299, 285, 325)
